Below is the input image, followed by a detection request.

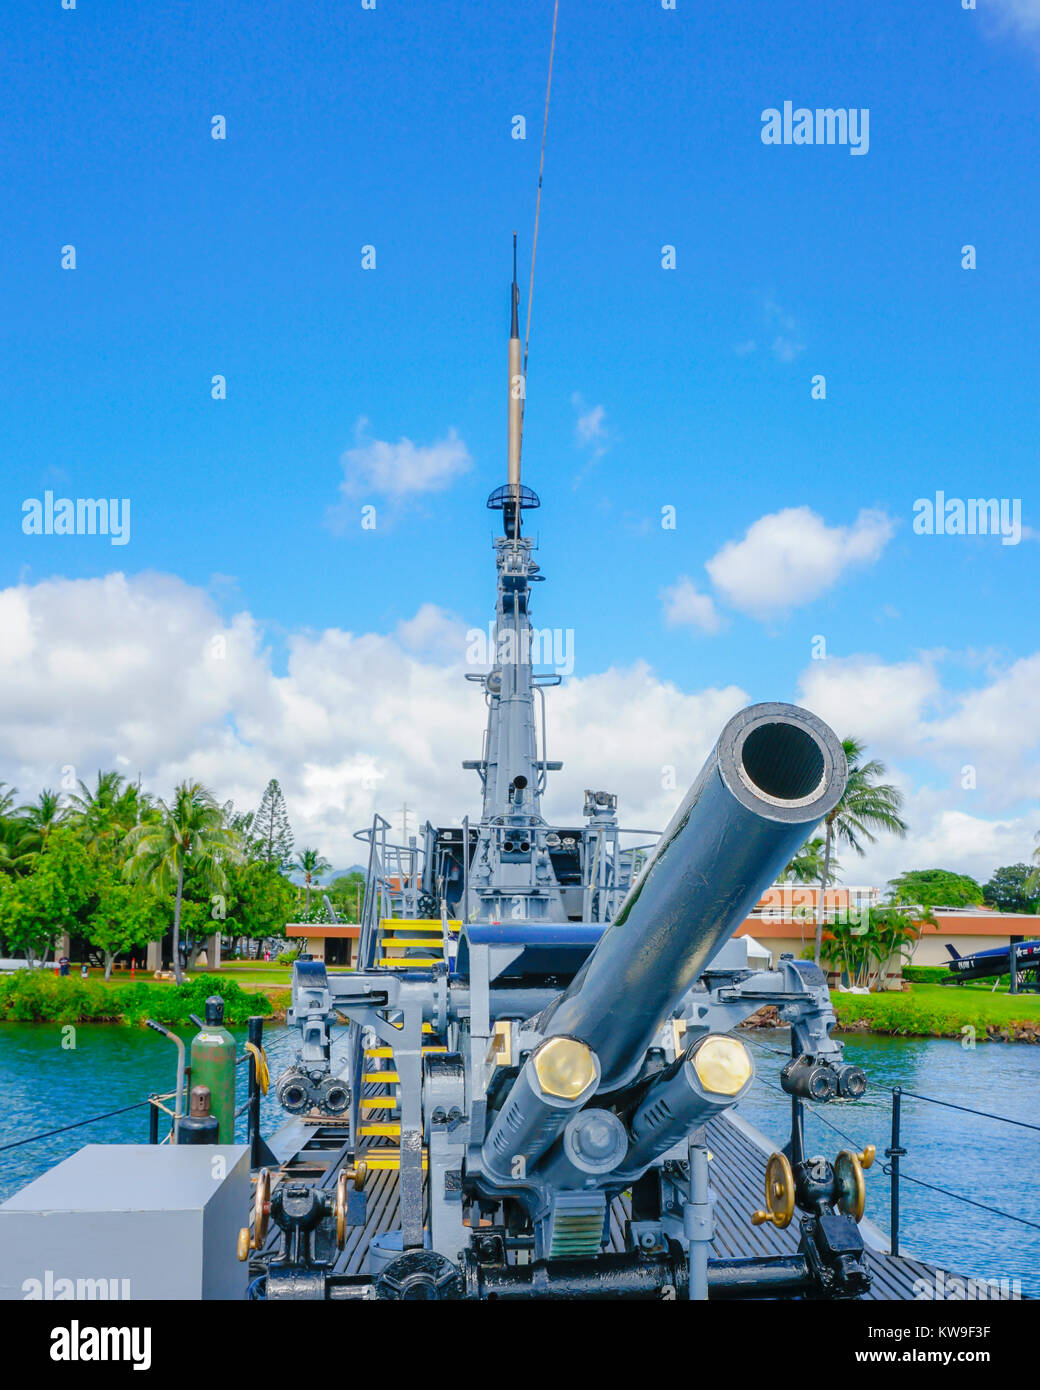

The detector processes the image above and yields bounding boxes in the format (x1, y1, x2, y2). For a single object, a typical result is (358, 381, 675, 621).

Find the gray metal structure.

(261, 263, 883, 1301)
(0, 1144, 251, 1301)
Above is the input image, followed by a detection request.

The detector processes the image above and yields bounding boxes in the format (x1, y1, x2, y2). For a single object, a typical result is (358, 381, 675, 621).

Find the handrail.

(889, 1167, 1040, 1235)
(0, 1092, 175, 1154)
(886, 1084, 1039, 1256)
(896, 1088, 1040, 1133)
(744, 1045, 1039, 1267)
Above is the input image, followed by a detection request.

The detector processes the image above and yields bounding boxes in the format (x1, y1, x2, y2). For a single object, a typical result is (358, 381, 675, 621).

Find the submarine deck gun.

(274, 702, 874, 1300)
(267, 255, 875, 1301)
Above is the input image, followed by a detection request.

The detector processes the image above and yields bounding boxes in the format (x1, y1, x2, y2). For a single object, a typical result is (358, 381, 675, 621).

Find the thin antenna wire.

(522, 0, 559, 401)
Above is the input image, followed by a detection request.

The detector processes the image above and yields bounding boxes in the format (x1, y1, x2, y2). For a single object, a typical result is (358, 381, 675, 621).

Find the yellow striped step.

(362, 1151, 428, 1171)
(360, 1097, 398, 1110)
(363, 1072, 399, 1084)
(377, 958, 443, 968)
(360, 1122, 401, 1137)
(380, 939, 448, 949)
(379, 919, 460, 933)
(364, 1046, 447, 1059)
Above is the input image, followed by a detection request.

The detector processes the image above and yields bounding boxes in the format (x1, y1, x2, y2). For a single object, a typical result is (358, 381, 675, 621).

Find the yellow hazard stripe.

(379, 919, 460, 931)
(364, 1045, 446, 1058)
(380, 939, 448, 949)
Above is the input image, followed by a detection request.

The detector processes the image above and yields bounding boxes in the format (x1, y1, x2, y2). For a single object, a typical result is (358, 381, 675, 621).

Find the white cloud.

(394, 603, 469, 661)
(926, 654, 1040, 805)
(798, 651, 1040, 809)
(332, 418, 471, 505)
(572, 395, 608, 449)
(765, 298, 804, 362)
(852, 799, 1037, 895)
(771, 336, 803, 364)
(544, 664, 748, 830)
(796, 649, 1040, 886)
(733, 301, 804, 362)
(0, 574, 743, 866)
(986, 0, 1040, 36)
(660, 575, 722, 634)
(797, 655, 940, 756)
(1, 574, 1035, 891)
(706, 506, 895, 617)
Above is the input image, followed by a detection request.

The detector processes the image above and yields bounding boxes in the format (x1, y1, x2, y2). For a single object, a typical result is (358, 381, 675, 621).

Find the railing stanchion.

(247, 1016, 264, 1167)
(887, 1086, 905, 1257)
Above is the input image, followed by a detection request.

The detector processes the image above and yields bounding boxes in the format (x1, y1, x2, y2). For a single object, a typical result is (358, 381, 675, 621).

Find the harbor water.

(0, 1022, 1037, 1296)
(739, 1029, 1040, 1297)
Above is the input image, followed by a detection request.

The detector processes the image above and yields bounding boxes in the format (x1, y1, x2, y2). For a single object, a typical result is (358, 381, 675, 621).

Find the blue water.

(0, 1021, 306, 1200)
(739, 1029, 1040, 1296)
(1, 1022, 1037, 1295)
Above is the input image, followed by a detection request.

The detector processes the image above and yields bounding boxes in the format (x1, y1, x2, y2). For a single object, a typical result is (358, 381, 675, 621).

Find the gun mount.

(270, 701, 875, 1300)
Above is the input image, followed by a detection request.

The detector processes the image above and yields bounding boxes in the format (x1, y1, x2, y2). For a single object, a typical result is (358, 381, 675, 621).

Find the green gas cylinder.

(189, 996, 236, 1142)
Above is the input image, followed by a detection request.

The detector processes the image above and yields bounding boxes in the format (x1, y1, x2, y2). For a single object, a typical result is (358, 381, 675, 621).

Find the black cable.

(899, 1089, 1040, 1133)
(0, 1099, 151, 1152)
(893, 1168, 1040, 1234)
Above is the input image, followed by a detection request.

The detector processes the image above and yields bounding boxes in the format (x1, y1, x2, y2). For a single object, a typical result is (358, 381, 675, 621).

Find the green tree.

(780, 837, 839, 885)
(0, 829, 93, 967)
(889, 868, 983, 909)
(813, 738, 908, 967)
(15, 788, 65, 858)
(225, 861, 297, 953)
(68, 772, 155, 855)
(295, 847, 331, 913)
(223, 802, 255, 840)
(822, 904, 929, 991)
(1028, 833, 1040, 897)
(0, 782, 26, 874)
(250, 779, 295, 870)
(86, 877, 168, 979)
(124, 781, 241, 984)
(327, 871, 366, 924)
(981, 864, 1039, 915)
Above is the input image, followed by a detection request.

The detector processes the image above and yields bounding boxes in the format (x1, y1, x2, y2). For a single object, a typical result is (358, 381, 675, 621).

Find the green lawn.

(78, 963, 293, 994)
(832, 980, 1040, 1039)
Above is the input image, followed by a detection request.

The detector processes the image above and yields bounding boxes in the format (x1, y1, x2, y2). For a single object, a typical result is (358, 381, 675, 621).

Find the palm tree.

(780, 837, 839, 885)
(15, 788, 65, 856)
(1027, 832, 1040, 896)
(67, 771, 128, 845)
(295, 848, 331, 913)
(69, 771, 155, 861)
(813, 737, 908, 968)
(124, 781, 241, 984)
(0, 783, 21, 873)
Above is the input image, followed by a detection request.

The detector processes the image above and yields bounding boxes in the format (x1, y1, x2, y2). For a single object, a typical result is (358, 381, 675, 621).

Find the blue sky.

(1, 1, 1037, 885)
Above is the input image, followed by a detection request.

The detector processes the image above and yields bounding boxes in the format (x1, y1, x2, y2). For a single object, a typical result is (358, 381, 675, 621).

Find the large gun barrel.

(537, 702, 847, 1091)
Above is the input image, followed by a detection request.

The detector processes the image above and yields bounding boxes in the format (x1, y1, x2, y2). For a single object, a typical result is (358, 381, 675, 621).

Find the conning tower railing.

(353, 815, 428, 971)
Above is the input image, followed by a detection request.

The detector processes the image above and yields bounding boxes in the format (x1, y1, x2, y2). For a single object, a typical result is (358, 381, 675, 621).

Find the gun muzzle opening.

(737, 720, 826, 804)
